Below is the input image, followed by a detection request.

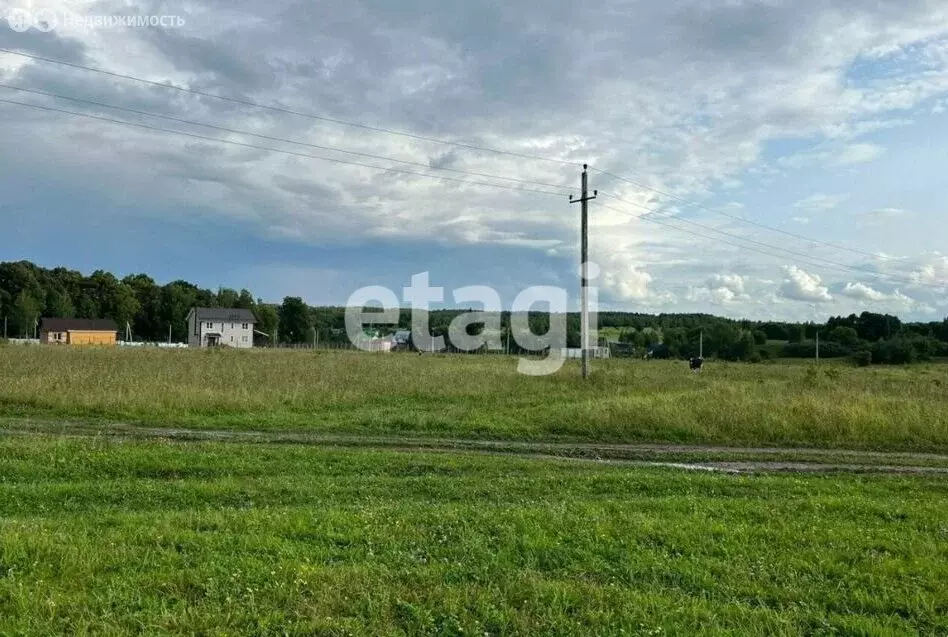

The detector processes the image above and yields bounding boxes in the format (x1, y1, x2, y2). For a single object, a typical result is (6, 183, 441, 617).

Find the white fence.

(118, 342, 189, 348)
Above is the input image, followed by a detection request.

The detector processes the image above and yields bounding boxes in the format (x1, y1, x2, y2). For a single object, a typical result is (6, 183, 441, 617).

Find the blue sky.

(1, 0, 947, 320)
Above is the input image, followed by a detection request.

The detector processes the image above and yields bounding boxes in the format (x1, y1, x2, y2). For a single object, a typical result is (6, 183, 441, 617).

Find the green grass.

(1, 347, 947, 451)
(0, 435, 946, 635)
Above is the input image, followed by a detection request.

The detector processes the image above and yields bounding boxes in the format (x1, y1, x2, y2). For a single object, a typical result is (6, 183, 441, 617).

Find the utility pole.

(816, 331, 820, 365)
(570, 164, 597, 379)
(168, 323, 172, 344)
(700, 330, 704, 359)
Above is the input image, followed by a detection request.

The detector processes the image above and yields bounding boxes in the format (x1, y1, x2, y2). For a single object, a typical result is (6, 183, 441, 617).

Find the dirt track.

(4, 418, 948, 475)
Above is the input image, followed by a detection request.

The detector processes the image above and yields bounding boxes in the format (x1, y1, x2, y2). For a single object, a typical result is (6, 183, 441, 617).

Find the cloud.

(852, 207, 912, 226)
(833, 142, 885, 165)
(794, 193, 848, 213)
(780, 266, 833, 302)
(840, 282, 926, 312)
(686, 273, 749, 305)
(842, 282, 893, 302)
(911, 254, 948, 288)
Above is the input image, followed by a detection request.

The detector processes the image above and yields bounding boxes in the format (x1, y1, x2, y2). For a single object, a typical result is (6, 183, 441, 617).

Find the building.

(393, 330, 412, 350)
(186, 308, 256, 348)
(39, 318, 118, 346)
(559, 347, 611, 360)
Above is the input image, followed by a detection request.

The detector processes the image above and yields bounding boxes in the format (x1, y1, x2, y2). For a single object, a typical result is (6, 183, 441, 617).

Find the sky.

(0, 0, 947, 321)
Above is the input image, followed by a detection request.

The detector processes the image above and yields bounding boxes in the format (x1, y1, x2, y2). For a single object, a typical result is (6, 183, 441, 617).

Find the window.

(231, 323, 234, 329)
(242, 336, 248, 342)
(206, 322, 213, 329)
(242, 323, 249, 330)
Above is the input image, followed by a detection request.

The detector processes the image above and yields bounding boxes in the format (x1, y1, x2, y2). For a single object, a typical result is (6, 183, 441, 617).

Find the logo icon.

(32, 8, 57, 32)
(6, 8, 33, 32)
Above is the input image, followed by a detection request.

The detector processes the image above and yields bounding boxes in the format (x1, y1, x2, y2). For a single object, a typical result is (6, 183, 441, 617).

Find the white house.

(186, 307, 256, 349)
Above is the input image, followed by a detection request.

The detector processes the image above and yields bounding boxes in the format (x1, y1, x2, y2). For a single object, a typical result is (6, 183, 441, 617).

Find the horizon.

(4, 257, 945, 327)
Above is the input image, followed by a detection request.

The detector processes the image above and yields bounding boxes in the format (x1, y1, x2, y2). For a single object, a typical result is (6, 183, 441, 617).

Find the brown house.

(40, 318, 118, 346)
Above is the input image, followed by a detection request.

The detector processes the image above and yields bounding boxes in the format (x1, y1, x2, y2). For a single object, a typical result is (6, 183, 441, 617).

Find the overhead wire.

(0, 48, 580, 167)
(597, 197, 927, 289)
(590, 166, 892, 261)
(0, 95, 568, 197)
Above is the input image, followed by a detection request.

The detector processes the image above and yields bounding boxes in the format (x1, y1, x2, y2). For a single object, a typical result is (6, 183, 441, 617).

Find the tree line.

(2, 260, 946, 364)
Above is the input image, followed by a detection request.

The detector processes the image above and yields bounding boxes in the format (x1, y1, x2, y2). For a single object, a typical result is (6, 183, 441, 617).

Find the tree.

(278, 297, 310, 344)
(827, 326, 859, 347)
(12, 291, 40, 338)
(236, 289, 256, 310)
(44, 288, 74, 318)
(752, 330, 768, 346)
(254, 303, 279, 344)
(217, 288, 240, 309)
(856, 312, 901, 342)
(160, 281, 200, 343)
(787, 325, 806, 344)
(104, 284, 142, 333)
(124, 274, 163, 341)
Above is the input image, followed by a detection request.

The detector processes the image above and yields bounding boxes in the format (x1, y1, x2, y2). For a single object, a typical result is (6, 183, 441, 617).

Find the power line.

(590, 166, 891, 261)
(0, 95, 568, 197)
(598, 197, 927, 289)
(598, 192, 920, 286)
(0, 48, 580, 168)
(0, 83, 572, 194)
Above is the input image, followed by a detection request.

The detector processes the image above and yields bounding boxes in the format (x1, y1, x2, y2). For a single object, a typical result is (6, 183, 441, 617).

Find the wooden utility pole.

(570, 164, 597, 379)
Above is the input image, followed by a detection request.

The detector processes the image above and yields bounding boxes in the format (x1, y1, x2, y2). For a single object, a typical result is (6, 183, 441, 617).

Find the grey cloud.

(0, 29, 87, 63)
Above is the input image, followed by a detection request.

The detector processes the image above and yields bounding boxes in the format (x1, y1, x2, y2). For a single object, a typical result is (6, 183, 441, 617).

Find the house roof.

(40, 318, 118, 332)
(189, 307, 256, 323)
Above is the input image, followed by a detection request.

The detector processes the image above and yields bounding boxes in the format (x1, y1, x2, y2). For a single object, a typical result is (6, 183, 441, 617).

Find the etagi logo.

(4, 4, 185, 32)
(5, 7, 52, 32)
(344, 267, 601, 376)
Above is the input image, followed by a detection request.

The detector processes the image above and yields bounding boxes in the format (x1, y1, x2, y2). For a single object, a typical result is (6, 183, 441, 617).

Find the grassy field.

(1, 346, 947, 451)
(0, 435, 945, 635)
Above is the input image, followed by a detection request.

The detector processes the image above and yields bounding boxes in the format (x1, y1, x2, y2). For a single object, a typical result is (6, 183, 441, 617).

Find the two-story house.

(186, 307, 256, 349)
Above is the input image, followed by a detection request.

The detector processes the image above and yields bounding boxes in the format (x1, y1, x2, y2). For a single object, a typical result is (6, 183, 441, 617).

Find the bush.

(853, 350, 872, 367)
(782, 341, 852, 359)
(870, 339, 917, 365)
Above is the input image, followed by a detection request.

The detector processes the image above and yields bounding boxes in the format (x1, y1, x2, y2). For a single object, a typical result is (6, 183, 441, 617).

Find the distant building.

(393, 330, 412, 350)
(608, 342, 637, 358)
(559, 347, 611, 360)
(186, 308, 256, 348)
(39, 318, 118, 346)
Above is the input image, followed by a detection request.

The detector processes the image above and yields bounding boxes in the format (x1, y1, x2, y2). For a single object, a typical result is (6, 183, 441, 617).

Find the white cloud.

(600, 263, 654, 301)
(842, 282, 891, 302)
(794, 193, 848, 213)
(833, 142, 885, 166)
(840, 282, 928, 313)
(911, 254, 948, 288)
(686, 273, 749, 305)
(780, 266, 833, 302)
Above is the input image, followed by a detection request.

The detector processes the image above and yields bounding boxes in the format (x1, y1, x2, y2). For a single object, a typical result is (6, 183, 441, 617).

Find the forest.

(2, 260, 946, 364)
